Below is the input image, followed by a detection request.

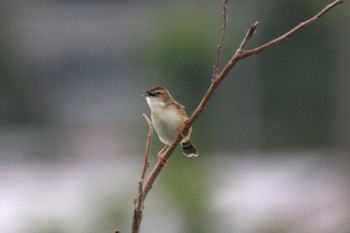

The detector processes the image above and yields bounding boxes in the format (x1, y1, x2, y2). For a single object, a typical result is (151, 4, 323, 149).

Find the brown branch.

(212, 0, 229, 79)
(131, 114, 153, 233)
(141, 0, 343, 204)
(133, 0, 344, 232)
(140, 114, 153, 182)
(242, 0, 344, 58)
(237, 21, 259, 53)
(131, 181, 143, 233)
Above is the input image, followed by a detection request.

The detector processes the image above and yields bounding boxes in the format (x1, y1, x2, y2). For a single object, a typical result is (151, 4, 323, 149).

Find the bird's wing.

(173, 101, 188, 118)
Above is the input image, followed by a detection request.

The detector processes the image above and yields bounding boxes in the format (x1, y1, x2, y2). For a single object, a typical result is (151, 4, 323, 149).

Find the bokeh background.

(1, 1, 349, 233)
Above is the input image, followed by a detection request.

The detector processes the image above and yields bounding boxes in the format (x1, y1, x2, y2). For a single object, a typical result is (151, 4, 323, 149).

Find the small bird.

(145, 86, 198, 161)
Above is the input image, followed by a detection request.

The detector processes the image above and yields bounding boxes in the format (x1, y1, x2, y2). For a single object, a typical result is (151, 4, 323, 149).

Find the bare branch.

(140, 114, 153, 182)
(131, 114, 153, 233)
(131, 182, 143, 233)
(212, 0, 229, 79)
(142, 156, 166, 200)
(141, 0, 343, 202)
(133, 0, 344, 232)
(242, 0, 344, 58)
(237, 21, 259, 53)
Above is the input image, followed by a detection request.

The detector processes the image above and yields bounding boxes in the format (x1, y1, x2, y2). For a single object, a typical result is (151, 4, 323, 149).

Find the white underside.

(146, 97, 189, 144)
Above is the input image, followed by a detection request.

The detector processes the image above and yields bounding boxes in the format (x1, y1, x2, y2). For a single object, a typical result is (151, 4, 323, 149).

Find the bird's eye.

(156, 91, 161, 95)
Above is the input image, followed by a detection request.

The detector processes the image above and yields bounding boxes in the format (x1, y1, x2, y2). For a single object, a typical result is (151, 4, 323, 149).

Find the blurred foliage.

(0, 0, 344, 149)
(260, 1, 337, 149)
(28, 221, 69, 233)
(0, 1, 348, 233)
(87, 192, 132, 233)
(141, 4, 221, 153)
(143, 4, 216, 103)
(0, 15, 45, 125)
(160, 157, 214, 233)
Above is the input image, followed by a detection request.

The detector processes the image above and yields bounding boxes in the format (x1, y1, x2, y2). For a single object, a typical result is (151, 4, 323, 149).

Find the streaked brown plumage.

(145, 86, 198, 158)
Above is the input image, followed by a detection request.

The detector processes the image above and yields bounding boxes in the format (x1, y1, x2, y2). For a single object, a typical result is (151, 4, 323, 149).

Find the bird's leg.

(158, 144, 169, 165)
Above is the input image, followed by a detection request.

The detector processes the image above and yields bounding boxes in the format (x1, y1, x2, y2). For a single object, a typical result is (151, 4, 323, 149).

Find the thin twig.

(242, 0, 344, 58)
(131, 114, 153, 233)
(141, 114, 153, 182)
(213, 0, 229, 79)
(237, 21, 259, 52)
(131, 182, 143, 233)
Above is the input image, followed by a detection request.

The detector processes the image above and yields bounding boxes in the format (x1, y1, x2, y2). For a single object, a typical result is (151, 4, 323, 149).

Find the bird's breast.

(151, 107, 184, 144)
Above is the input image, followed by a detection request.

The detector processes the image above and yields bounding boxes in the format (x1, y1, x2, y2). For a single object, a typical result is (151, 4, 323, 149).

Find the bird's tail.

(181, 140, 198, 157)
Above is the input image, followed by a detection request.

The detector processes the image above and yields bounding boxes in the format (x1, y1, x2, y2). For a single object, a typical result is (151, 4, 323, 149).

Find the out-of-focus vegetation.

(0, 1, 349, 233)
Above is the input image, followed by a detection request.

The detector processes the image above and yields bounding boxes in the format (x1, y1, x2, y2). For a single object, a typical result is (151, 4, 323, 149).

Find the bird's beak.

(145, 90, 155, 97)
(142, 91, 151, 98)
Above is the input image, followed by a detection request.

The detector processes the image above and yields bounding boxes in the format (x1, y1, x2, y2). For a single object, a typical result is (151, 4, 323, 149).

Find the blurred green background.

(1, 1, 349, 233)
